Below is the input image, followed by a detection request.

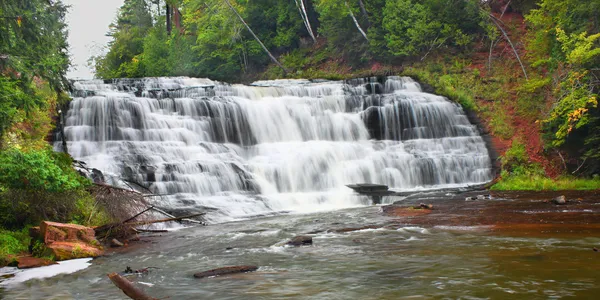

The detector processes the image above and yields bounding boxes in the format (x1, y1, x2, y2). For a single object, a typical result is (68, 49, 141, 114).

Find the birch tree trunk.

(296, 0, 316, 43)
(223, 0, 288, 75)
(345, 1, 368, 41)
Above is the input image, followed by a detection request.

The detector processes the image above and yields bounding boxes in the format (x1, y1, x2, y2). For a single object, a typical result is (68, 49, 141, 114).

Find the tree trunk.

(357, 0, 370, 27)
(345, 1, 368, 41)
(108, 273, 157, 300)
(166, 4, 172, 34)
(223, 0, 288, 75)
(297, 0, 316, 43)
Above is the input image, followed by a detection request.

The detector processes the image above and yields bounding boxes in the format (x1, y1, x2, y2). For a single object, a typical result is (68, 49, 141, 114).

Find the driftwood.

(193, 265, 258, 279)
(123, 206, 155, 224)
(126, 213, 205, 227)
(135, 229, 169, 233)
(96, 213, 205, 240)
(150, 206, 205, 225)
(108, 272, 157, 300)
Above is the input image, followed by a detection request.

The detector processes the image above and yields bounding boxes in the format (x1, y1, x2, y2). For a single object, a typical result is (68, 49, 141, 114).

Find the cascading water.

(57, 76, 492, 223)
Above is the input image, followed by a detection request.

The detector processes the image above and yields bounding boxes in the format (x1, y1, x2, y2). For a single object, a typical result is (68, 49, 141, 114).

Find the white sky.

(63, 0, 124, 79)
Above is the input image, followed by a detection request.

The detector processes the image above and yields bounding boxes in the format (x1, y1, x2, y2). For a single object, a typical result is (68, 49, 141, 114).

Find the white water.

(58, 76, 492, 222)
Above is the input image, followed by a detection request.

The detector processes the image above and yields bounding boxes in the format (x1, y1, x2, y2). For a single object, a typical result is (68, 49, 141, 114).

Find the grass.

(492, 175, 600, 191)
(0, 228, 30, 266)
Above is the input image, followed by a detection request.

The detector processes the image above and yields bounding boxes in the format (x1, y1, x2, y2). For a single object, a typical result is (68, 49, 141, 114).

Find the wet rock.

(193, 265, 258, 279)
(413, 203, 433, 210)
(594, 247, 598, 252)
(466, 195, 491, 201)
(111, 238, 124, 248)
(551, 195, 566, 205)
(17, 256, 56, 269)
(40, 221, 97, 244)
(286, 235, 313, 246)
(37, 221, 103, 261)
(225, 247, 234, 250)
(1, 273, 15, 279)
(47, 242, 103, 261)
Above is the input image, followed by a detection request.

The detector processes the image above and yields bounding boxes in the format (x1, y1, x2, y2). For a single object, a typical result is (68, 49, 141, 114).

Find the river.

(2, 191, 600, 298)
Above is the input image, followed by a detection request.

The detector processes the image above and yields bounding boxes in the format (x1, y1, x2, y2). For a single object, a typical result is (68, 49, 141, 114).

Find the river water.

(2, 200, 599, 299)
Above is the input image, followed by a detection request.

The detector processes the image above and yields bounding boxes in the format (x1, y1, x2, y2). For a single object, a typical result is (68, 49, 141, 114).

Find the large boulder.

(40, 221, 97, 244)
(36, 221, 103, 261)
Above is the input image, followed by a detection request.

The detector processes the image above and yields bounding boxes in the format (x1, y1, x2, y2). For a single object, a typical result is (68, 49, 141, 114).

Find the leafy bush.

(0, 228, 29, 265)
(0, 147, 88, 192)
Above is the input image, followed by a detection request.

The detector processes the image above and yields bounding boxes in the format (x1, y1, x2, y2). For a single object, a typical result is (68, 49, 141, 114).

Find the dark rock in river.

(193, 265, 258, 279)
(552, 195, 566, 205)
(286, 235, 313, 246)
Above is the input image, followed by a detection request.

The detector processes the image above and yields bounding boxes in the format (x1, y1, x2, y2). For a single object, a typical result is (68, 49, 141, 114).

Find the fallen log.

(108, 272, 157, 300)
(126, 213, 205, 227)
(96, 213, 205, 240)
(151, 207, 205, 225)
(193, 265, 258, 279)
(135, 229, 169, 233)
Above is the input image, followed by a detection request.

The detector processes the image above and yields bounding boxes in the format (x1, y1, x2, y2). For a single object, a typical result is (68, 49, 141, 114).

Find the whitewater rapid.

(57, 76, 492, 222)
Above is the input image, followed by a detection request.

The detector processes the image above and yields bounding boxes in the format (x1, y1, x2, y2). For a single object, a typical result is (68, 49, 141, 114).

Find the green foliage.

(314, 0, 370, 60)
(0, 147, 88, 192)
(500, 140, 543, 177)
(491, 175, 600, 191)
(94, 0, 153, 78)
(0, 0, 69, 142)
(0, 228, 29, 264)
(383, 0, 482, 57)
(525, 0, 600, 175)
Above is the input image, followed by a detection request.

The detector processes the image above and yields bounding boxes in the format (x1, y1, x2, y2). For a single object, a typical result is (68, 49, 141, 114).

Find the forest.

(1, 0, 600, 264)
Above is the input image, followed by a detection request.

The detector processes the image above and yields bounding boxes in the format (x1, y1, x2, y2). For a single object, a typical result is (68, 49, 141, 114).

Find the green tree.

(94, 0, 153, 78)
(0, 0, 70, 141)
(382, 0, 482, 57)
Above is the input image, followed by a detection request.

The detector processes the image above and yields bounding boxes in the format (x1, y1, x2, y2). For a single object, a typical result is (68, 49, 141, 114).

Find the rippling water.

(2, 205, 598, 299)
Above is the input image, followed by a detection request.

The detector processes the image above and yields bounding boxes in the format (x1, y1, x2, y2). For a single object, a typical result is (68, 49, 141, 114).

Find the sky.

(63, 0, 124, 79)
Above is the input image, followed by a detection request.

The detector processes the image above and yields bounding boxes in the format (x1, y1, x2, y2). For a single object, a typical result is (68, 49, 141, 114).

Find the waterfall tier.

(58, 76, 492, 222)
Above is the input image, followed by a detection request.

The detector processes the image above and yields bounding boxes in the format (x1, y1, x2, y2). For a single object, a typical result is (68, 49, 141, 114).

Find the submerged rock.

(193, 265, 258, 279)
(286, 236, 313, 246)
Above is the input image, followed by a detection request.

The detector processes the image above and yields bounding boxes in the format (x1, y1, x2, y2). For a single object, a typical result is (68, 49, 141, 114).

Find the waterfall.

(58, 76, 492, 222)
